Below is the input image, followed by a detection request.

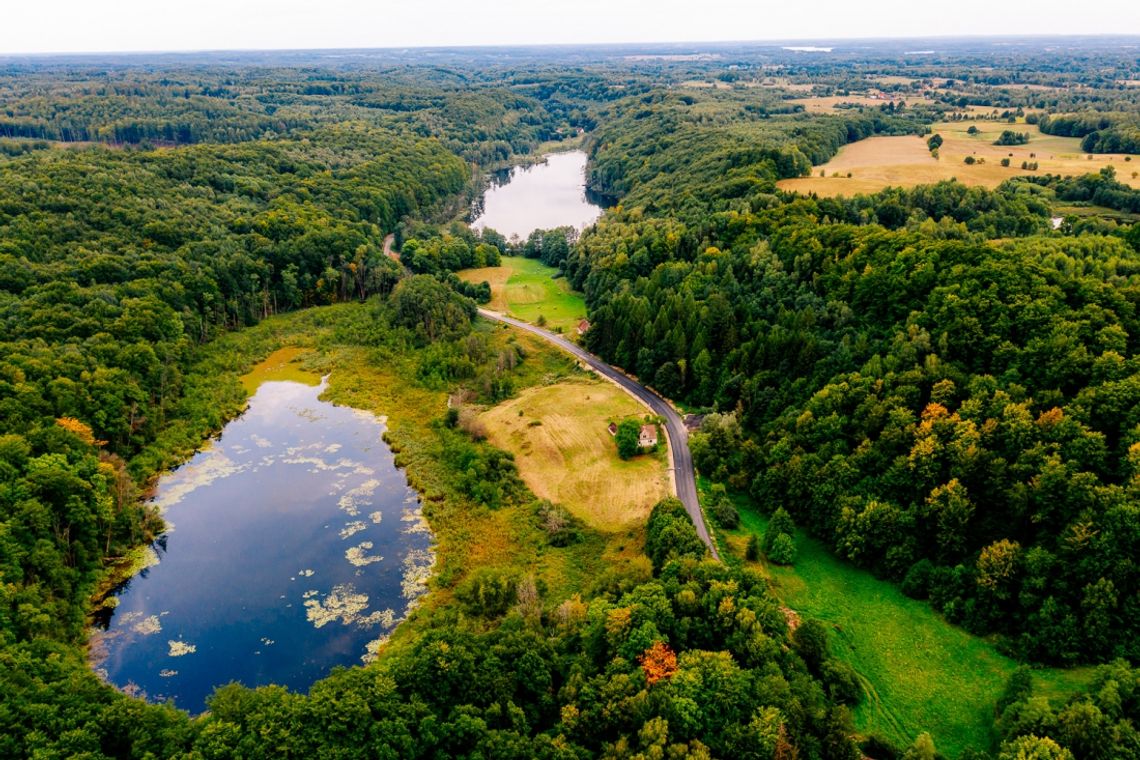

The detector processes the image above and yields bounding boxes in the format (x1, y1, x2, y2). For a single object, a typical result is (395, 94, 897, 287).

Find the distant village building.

(577, 319, 591, 335)
(639, 424, 658, 448)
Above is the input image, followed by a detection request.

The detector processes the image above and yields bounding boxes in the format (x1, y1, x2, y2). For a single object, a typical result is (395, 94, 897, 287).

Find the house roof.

(639, 424, 657, 438)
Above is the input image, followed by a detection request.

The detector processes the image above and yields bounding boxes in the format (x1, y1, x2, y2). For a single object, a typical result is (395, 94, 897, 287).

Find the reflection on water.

(471, 150, 603, 239)
(90, 378, 433, 712)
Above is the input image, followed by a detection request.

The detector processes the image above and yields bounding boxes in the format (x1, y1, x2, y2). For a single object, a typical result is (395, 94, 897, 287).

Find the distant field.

(712, 487, 1094, 757)
(788, 94, 902, 113)
(480, 378, 669, 532)
(458, 256, 587, 334)
(779, 119, 1140, 197)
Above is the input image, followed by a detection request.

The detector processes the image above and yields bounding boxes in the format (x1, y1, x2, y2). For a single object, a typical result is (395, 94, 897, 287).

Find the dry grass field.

(779, 119, 1140, 197)
(479, 378, 670, 532)
(788, 94, 901, 113)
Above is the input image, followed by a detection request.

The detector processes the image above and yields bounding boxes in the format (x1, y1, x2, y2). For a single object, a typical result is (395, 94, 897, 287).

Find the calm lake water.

(471, 150, 603, 239)
(91, 377, 433, 711)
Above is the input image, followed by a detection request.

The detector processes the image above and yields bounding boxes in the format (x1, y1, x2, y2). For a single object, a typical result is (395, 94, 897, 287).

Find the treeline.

(0, 64, 614, 166)
(995, 660, 1140, 759)
(2, 451, 873, 760)
(399, 221, 505, 279)
(569, 178, 1140, 668)
(1006, 166, 1140, 214)
(1038, 112, 1140, 154)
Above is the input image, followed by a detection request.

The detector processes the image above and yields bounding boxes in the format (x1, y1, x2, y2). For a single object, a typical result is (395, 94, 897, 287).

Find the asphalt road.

(478, 308, 718, 558)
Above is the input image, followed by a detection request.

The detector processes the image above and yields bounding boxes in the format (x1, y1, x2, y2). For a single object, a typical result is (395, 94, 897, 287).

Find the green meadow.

(706, 482, 1094, 757)
(459, 256, 587, 334)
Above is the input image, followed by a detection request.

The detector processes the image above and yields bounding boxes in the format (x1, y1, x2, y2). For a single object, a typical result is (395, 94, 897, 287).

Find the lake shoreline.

(89, 347, 435, 711)
(470, 149, 602, 239)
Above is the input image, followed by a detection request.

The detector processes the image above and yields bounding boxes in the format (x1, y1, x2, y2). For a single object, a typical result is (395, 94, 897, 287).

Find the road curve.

(478, 308, 718, 559)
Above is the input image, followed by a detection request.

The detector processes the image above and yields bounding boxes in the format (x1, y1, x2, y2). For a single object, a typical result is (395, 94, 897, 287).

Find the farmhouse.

(577, 319, 591, 335)
(639, 424, 658, 448)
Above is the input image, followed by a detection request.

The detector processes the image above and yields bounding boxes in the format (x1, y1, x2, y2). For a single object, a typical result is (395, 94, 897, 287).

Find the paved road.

(478, 308, 718, 558)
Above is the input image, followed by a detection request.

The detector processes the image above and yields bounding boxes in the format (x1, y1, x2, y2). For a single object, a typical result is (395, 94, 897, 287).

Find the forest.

(2, 41, 1140, 759)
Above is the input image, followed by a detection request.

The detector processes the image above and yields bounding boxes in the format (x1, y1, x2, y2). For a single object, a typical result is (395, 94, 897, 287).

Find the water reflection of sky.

(91, 379, 433, 712)
(471, 150, 602, 240)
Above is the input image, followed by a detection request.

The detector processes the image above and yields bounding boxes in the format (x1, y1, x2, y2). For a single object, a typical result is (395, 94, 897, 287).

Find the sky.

(3, 0, 1140, 55)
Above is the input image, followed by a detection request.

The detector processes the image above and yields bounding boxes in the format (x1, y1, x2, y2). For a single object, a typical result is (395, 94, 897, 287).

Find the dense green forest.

(573, 82, 1140, 670)
(2, 42, 1140, 759)
(584, 90, 931, 214)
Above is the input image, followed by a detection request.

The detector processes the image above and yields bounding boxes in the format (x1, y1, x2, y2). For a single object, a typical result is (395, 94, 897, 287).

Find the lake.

(471, 150, 603, 239)
(90, 365, 433, 712)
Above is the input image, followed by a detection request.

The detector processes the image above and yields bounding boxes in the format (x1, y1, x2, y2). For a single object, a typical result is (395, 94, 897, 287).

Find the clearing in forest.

(458, 256, 586, 334)
(779, 119, 1140, 197)
(711, 486, 1094, 757)
(480, 378, 669, 531)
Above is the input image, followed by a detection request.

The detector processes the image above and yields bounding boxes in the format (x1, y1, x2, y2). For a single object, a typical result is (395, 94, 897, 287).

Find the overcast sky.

(3, 0, 1139, 55)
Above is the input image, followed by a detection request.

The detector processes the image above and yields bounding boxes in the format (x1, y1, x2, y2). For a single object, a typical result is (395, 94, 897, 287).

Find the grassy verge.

(458, 256, 587, 334)
(702, 480, 1094, 757)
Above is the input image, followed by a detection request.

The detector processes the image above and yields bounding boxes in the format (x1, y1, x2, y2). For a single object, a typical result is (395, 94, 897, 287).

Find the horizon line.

(3, 32, 1139, 59)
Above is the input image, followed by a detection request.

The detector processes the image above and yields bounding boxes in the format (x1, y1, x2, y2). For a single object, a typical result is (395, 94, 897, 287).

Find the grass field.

(779, 119, 1140, 197)
(480, 377, 669, 531)
(710, 484, 1094, 757)
(458, 256, 587, 334)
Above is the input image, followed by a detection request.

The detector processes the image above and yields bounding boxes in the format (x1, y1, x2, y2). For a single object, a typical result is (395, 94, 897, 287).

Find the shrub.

(822, 658, 863, 704)
(902, 559, 934, 599)
(768, 532, 797, 565)
(710, 494, 740, 529)
(456, 567, 518, 617)
(964, 155, 976, 165)
(792, 619, 830, 670)
(764, 508, 796, 553)
(537, 501, 581, 546)
(745, 533, 761, 561)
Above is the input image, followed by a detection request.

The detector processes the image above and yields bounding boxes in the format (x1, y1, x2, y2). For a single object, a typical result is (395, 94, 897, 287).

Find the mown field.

(779, 118, 1140, 196)
(708, 483, 1095, 757)
(479, 377, 669, 531)
(458, 256, 587, 334)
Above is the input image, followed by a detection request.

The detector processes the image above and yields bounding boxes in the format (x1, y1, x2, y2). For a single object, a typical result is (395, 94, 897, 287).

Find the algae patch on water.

(241, 347, 322, 394)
